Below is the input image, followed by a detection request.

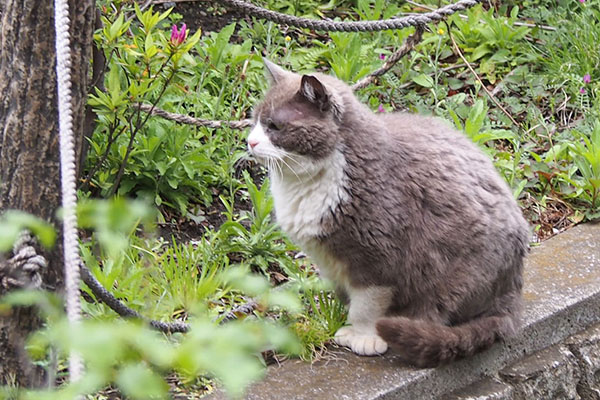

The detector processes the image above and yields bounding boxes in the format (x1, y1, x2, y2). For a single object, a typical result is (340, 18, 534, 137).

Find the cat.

(247, 59, 530, 367)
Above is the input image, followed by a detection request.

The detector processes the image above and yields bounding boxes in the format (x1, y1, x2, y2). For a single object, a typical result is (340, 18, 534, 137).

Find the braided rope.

(80, 262, 257, 331)
(137, 104, 253, 129)
(351, 27, 423, 91)
(54, 0, 84, 381)
(221, 0, 479, 31)
(140, 0, 481, 128)
(80, 264, 190, 333)
(137, 26, 423, 129)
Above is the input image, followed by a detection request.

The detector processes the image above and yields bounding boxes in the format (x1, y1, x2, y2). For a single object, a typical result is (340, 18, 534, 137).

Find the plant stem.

(108, 56, 175, 196)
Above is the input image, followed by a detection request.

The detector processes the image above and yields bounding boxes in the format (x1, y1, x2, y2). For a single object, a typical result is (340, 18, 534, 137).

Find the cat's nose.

(248, 139, 259, 149)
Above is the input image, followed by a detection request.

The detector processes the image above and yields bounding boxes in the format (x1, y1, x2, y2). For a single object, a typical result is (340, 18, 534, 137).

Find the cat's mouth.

(247, 149, 268, 165)
(246, 141, 268, 164)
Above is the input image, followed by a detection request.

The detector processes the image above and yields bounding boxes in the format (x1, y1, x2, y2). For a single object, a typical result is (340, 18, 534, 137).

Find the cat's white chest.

(270, 149, 349, 244)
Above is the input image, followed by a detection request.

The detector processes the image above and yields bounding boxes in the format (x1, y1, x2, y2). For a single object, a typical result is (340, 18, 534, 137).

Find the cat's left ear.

(263, 58, 291, 85)
(299, 75, 331, 113)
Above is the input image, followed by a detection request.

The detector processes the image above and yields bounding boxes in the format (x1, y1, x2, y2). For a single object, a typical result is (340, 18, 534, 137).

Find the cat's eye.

(266, 118, 282, 131)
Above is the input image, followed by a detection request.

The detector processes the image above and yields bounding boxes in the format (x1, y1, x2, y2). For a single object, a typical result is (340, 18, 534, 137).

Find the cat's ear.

(299, 75, 330, 113)
(263, 58, 290, 84)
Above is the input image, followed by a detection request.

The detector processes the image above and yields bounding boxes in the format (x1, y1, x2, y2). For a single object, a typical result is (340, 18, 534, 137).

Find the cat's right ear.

(263, 58, 289, 84)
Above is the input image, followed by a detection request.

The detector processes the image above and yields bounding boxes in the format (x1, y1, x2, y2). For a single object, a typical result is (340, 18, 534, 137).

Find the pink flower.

(170, 23, 187, 45)
(379, 54, 386, 60)
(583, 74, 591, 84)
(378, 104, 385, 113)
(580, 87, 586, 94)
(579, 0, 585, 3)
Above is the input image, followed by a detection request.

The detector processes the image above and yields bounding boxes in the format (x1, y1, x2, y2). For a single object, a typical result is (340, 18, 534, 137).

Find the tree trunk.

(0, 0, 94, 387)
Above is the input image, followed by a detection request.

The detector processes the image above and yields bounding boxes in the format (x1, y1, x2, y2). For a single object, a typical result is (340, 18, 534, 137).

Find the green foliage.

(85, 5, 213, 213)
(569, 123, 600, 214)
(0, 211, 56, 252)
(287, 288, 346, 361)
(450, 4, 533, 83)
(448, 98, 516, 147)
(5, 302, 298, 400)
(217, 172, 292, 274)
(7, 0, 600, 397)
(534, 0, 600, 117)
(306, 289, 347, 337)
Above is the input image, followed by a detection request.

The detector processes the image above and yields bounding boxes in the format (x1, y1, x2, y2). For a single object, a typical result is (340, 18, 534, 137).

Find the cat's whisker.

(266, 157, 283, 181)
(277, 156, 305, 183)
(282, 153, 315, 183)
(269, 159, 278, 180)
(270, 157, 283, 181)
(283, 153, 310, 173)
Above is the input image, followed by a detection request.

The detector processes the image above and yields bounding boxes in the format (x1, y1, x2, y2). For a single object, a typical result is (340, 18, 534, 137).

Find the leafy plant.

(217, 172, 292, 274)
(569, 123, 600, 214)
(9, 0, 600, 397)
(450, 5, 533, 83)
(85, 5, 204, 211)
(2, 290, 299, 400)
(0, 211, 56, 252)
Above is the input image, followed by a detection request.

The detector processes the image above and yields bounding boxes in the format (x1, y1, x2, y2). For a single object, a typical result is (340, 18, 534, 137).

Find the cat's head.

(247, 60, 348, 175)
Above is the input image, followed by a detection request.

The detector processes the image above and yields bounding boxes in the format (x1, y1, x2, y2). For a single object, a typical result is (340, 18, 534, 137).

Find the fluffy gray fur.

(248, 60, 530, 367)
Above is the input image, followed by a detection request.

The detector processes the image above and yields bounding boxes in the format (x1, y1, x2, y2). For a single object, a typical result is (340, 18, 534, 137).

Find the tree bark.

(0, 0, 95, 387)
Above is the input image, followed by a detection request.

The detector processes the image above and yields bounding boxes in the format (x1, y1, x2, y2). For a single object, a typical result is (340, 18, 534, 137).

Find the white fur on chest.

(270, 149, 349, 244)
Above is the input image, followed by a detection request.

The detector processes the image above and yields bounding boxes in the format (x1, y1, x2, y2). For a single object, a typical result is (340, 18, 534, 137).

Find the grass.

(4, 0, 600, 397)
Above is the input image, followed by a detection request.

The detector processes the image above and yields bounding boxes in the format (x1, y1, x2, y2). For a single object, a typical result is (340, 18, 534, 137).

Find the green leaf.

(465, 99, 487, 138)
(1, 290, 64, 321)
(447, 109, 464, 131)
(107, 65, 122, 108)
(223, 267, 270, 296)
(0, 210, 56, 251)
(471, 44, 491, 61)
(263, 290, 302, 313)
(107, 13, 128, 42)
(412, 74, 434, 88)
(116, 364, 169, 400)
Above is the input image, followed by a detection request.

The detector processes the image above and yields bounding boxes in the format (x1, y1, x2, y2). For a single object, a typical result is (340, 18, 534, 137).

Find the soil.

(159, 0, 250, 35)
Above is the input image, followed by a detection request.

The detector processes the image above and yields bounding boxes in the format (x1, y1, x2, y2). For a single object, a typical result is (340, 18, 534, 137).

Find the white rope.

(54, 0, 84, 382)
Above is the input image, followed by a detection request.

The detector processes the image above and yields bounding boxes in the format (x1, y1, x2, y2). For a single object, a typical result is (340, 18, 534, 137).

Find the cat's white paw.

(334, 326, 388, 356)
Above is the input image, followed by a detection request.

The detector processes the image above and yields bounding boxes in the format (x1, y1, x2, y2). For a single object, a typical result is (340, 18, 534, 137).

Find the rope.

(136, 104, 253, 129)
(351, 27, 423, 91)
(54, 0, 84, 382)
(137, 26, 423, 128)
(80, 262, 258, 332)
(221, 0, 479, 32)
(80, 264, 190, 333)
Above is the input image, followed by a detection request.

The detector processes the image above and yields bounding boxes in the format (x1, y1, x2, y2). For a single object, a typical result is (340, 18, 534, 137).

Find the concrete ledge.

(208, 222, 600, 399)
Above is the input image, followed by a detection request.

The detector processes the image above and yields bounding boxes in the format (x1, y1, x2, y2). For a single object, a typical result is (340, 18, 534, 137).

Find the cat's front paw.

(334, 326, 388, 356)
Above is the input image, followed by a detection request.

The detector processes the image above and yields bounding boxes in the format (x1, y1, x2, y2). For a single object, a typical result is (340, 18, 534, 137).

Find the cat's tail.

(376, 314, 516, 367)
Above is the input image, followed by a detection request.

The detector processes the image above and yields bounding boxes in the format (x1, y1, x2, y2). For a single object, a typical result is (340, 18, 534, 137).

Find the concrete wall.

(447, 324, 600, 400)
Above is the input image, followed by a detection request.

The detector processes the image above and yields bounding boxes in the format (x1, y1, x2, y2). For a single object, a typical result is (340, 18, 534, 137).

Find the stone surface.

(568, 325, 600, 399)
(206, 222, 600, 399)
(442, 378, 513, 400)
(500, 345, 580, 399)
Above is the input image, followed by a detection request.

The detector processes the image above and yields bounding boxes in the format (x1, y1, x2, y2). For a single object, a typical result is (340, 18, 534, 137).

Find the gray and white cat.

(247, 60, 529, 367)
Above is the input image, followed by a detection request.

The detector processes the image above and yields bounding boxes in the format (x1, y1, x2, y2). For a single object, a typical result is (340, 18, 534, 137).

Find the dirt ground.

(161, 0, 250, 35)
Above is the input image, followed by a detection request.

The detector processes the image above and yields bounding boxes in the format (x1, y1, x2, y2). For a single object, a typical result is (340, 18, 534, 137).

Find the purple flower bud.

(171, 24, 178, 43)
(170, 24, 187, 46)
(178, 23, 187, 44)
(379, 54, 385, 60)
(580, 87, 586, 94)
(583, 74, 591, 84)
(579, 0, 586, 3)
(378, 104, 385, 113)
